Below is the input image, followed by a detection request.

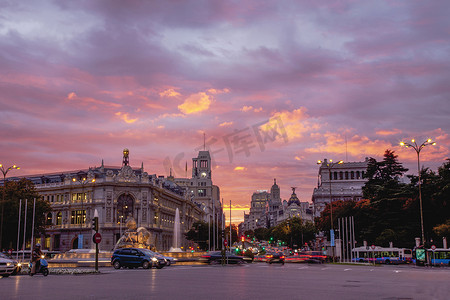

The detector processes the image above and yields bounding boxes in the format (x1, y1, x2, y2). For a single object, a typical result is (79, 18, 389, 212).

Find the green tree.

(224, 224, 238, 245)
(185, 221, 209, 251)
(244, 229, 254, 239)
(433, 220, 450, 239)
(254, 227, 270, 241)
(1, 178, 51, 250)
(270, 217, 317, 248)
(363, 149, 408, 200)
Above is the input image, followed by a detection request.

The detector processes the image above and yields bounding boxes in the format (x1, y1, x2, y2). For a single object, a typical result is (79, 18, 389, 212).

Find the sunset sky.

(1, 1, 449, 224)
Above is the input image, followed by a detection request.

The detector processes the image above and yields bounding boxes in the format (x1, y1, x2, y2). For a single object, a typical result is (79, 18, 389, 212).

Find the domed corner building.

(18, 149, 206, 252)
(283, 187, 304, 219)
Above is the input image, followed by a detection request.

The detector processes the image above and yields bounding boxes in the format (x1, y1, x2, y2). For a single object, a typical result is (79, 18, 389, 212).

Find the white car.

(0, 253, 20, 277)
(162, 255, 177, 266)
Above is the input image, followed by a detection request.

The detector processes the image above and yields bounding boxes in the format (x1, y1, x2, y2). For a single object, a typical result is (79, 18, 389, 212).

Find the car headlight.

(151, 257, 158, 262)
(6, 262, 13, 267)
(41, 255, 45, 259)
(17, 263, 22, 267)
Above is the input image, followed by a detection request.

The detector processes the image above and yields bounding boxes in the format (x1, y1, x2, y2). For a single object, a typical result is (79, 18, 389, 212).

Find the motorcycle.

(29, 255, 49, 276)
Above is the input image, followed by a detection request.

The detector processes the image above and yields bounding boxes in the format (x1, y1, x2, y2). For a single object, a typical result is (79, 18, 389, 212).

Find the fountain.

(169, 208, 183, 252)
(113, 215, 153, 250)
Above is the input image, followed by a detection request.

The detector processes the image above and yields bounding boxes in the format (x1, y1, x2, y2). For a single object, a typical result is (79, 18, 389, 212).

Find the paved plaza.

(1, 263, 449, 299)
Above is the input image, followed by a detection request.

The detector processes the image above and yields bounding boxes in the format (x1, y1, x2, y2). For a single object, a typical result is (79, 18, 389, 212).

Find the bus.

(352, 246, 412, 264)
(414, 248, 450, 266)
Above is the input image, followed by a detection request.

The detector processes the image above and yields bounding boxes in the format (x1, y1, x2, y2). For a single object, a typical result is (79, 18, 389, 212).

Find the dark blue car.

(111, 248, 167, 269)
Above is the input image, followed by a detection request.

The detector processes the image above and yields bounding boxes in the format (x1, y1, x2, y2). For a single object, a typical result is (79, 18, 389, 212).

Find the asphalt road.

(1, 263, 449, 299)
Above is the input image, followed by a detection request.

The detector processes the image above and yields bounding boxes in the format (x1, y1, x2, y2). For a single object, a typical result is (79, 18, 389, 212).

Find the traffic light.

(241, 236, 245, 242)
(92, 217, 98, 231)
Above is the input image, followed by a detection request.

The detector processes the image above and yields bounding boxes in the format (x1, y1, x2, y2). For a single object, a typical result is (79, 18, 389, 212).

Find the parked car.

(200, 251, 246, 264)
(0, 253, 21, 277)
(266, 252, 285, 265)
(111, 248, 167, 269)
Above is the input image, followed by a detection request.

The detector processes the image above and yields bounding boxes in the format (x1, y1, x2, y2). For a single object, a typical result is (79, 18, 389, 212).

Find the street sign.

(371, 244, 376, 250)
(431, 245, 436, 251)
(330, 229, 335, 247)
(93, 232, 102, 244)
(224, 239, 228, 247)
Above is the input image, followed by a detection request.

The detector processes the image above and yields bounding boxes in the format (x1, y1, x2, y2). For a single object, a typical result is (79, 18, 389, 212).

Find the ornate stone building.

(312, 158, 369, 217)
(240, 179, 313, 232)
(19, 149, 205, 252)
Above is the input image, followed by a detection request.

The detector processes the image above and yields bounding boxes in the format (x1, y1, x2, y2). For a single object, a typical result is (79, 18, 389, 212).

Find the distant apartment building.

(312, 158, 369, 217)
(240, 179, 313, 232)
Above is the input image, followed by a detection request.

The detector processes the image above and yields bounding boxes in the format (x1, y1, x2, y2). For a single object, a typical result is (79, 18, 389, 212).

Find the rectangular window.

(71, 210, 86, 224)
(198, 189, 206, 197)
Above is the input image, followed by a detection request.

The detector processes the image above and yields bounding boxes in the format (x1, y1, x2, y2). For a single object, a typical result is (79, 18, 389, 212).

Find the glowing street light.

(317, 159, 343, 261)
(400, 138, 436, 245)
(0, 164, 20, 248)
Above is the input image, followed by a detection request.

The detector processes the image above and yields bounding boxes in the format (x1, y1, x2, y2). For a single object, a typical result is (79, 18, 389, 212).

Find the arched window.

(362, 171, 365, 178)
(345, 171, 349, 180)
(356, 171, 360, 179)
(117, 193, 134, 222)
(339, 171, 343, 180)
(46, 213, 53, 225)
(56, 212, 62, 225)
(351, 171, 354, 179)
(334, 172, 338, 180)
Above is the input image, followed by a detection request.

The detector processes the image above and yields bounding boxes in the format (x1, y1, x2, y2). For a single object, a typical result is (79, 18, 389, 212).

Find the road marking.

(370, 269, 374, 271)
(394, 270, 401, 273)
(344, 268, 352, 271)
(321, 267, 329, 270)
(297, 266, 309, 270)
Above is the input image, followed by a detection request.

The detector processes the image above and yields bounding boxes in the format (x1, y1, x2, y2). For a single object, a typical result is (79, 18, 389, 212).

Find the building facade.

(312, 158, 369, 217)
(174, 150, 223, 226)
(240, 179, 314, 232)
(15, 149, 205, 252)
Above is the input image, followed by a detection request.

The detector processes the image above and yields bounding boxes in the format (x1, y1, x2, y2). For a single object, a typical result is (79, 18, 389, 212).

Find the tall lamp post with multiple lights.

(400, 138, 436, 245)
(72, 176, 96, 248)
(317, 159, 343, 261)
(0, 164, 20, 248)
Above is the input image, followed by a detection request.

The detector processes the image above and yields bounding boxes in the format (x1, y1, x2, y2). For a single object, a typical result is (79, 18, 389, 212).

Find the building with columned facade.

(312, 158, 369, 217)
(12, 149, 205, 252)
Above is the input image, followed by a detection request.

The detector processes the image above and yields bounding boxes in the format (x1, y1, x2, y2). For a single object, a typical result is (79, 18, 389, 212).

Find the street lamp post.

(317, 159, 343, 261)
(0, 164, 20, 248)
(72, 176, 95, 249)
(400, 138, 436, 245)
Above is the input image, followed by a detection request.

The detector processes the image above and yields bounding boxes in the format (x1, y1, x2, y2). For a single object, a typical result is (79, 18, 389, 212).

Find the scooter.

(29, 255, 49, 276)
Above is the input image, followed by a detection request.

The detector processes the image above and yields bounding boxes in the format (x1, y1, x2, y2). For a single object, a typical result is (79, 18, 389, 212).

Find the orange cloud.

(240, 105, 264, 113)
(376, 129, 402, 136)
(207, 88, 230, 94)
(264, 107, 319, 141)
(115, 112, 138, 124)
(234, 166, 247, 171)
(178, 92, 212, 114)
(159, 88, 181, 98)
(241, 105, 253, 112)
(67, 92, 77, 100)
(219, 121, 233, 127)
(306, 133, 392, 158)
